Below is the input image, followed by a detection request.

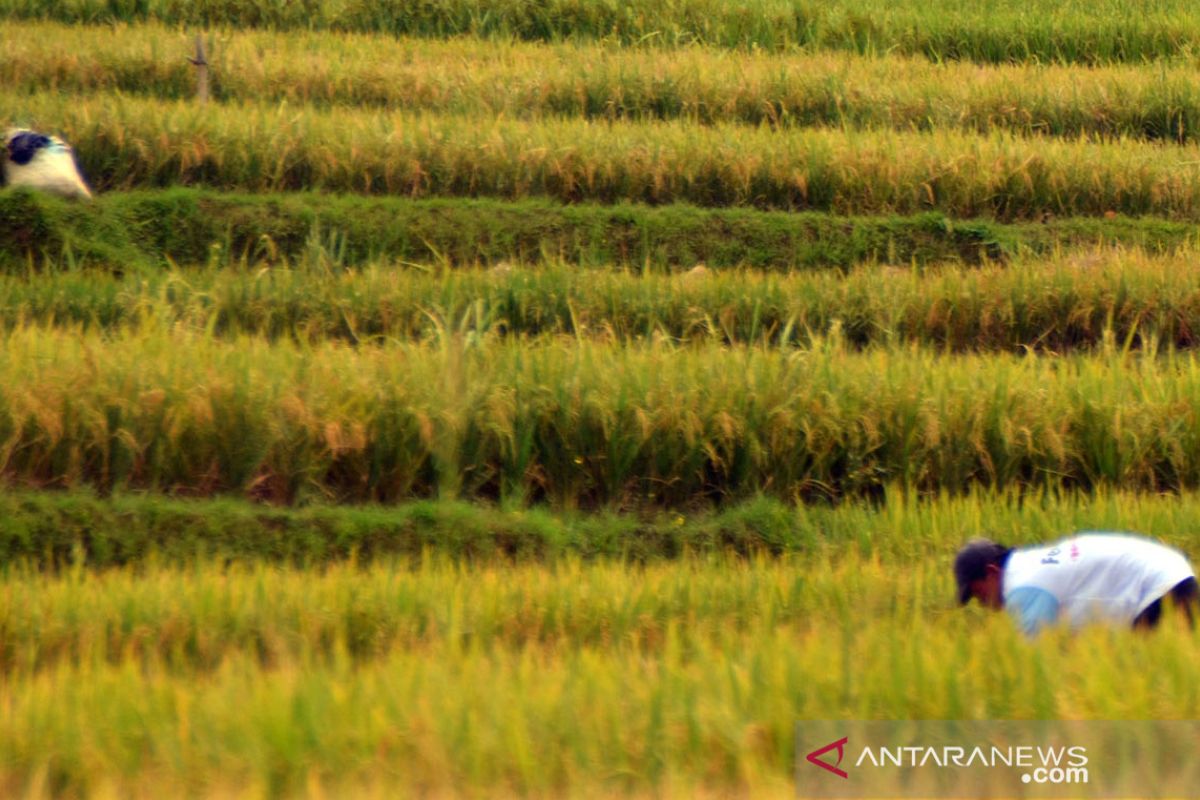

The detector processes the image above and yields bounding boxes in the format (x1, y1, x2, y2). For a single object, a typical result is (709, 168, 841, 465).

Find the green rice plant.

(0, 325, 1199, 504)
(15, 188, 1192, 274)
(1, 0, 1200, 63)
(9, 21, 1200, 143)
(10, 90, 1200, 219)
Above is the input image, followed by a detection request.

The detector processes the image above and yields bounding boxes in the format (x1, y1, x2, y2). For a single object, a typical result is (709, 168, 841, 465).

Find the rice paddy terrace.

(2, 3, 1200, 797)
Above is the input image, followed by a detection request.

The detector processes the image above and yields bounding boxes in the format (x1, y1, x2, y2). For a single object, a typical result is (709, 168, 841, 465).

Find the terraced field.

(2, 4, 1200, 798)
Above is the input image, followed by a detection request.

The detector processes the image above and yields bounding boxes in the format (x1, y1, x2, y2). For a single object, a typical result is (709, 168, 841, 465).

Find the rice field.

(3, 4, 1200, 797)
(12, 89, 1200, 219)
(4, 324, 1200, 504)
(1, 554, 1198, 799)
(3, 0, 1200, 63)
(9, 21, 1200, 143)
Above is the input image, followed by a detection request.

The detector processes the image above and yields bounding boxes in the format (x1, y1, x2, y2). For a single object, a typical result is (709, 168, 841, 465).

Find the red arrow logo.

(806, 736, 849, 779)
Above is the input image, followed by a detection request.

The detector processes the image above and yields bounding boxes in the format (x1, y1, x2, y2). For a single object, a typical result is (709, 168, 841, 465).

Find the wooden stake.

(188, 35, 209, 105)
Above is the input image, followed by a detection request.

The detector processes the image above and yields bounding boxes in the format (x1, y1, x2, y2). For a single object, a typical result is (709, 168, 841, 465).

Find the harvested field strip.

(1, 0, 1199, 64)
(0, 328, 1199, 503)
(13, 91, 1200, 218)
(8, 23, 1200, 143)
(9, 189, 1195, 273)
(4, 251, 1200, 353)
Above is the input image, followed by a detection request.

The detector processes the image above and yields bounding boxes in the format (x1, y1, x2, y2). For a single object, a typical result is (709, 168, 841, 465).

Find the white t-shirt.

(1003, 533, 1195, 635)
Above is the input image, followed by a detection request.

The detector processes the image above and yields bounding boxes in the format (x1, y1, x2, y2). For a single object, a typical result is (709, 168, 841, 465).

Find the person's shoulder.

(1070, 531, 1182, 555)
(1069, 530, 1143, 541)
(1066, 531, 1193, 573)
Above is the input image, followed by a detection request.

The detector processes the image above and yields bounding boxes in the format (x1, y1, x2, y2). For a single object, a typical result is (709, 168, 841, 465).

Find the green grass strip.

(0, 490, 809, 567)
(2, 485, 1199, 568)
(2, 188, 1195, 272)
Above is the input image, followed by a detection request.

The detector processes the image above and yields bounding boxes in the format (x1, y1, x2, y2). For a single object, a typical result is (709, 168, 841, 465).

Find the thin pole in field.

(189, 35, 209, 105)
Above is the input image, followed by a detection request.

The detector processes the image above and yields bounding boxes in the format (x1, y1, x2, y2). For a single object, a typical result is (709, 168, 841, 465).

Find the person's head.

(954, 538, 1013, 609)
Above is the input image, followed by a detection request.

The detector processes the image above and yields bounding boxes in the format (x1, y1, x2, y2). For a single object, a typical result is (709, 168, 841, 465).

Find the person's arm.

(1005, 586, 1060, 637)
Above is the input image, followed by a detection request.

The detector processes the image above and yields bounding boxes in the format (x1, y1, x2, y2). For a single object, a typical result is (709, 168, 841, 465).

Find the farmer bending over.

(955, 533, 1197, 636)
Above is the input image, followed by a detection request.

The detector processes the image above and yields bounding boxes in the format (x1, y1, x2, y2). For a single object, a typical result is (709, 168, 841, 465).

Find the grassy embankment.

(1, 484, 1199, 565)
(3, 187, 1197, 272)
